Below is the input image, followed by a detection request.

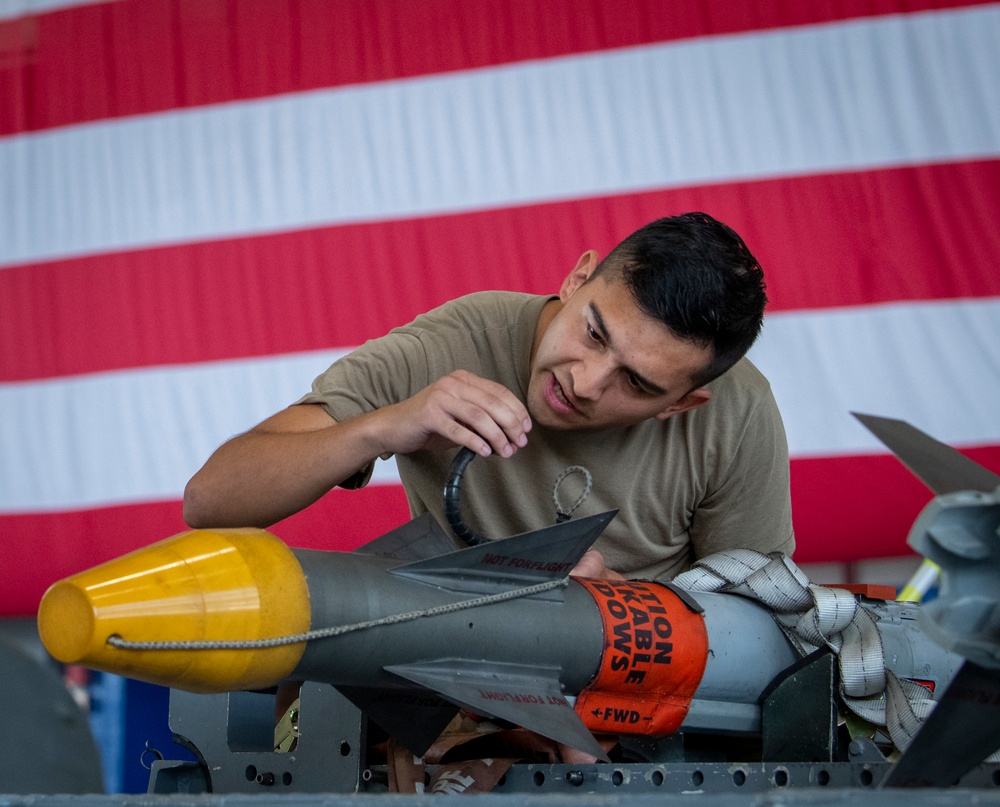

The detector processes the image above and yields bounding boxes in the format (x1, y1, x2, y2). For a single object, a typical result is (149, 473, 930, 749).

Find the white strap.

(673, 550, 931, 752)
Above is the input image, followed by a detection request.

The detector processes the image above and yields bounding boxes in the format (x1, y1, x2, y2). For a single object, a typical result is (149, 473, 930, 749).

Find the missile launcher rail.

(148, 663, 1000, 795)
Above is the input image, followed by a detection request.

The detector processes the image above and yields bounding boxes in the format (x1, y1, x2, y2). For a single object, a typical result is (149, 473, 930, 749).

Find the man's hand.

(184, 372, 532, 530)
(374, 370, 532, 460)
(570, 549, 625, 581)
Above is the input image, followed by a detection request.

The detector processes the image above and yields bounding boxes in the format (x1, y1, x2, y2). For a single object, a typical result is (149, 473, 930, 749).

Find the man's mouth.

(545, 373, 579, 416)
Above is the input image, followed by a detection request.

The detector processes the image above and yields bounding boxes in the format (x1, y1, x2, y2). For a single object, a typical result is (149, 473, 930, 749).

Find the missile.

(852, 413, 1000, 787)
(38, 510, 961, 762)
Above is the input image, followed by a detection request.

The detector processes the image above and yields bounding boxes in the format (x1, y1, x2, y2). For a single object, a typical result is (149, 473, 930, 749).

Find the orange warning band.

(574, 579, 709, 737)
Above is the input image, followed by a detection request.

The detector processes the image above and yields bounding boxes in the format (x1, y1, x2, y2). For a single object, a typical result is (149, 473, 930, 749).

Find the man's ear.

(558, 250, 600, 302)
(655, 387, 712, 420)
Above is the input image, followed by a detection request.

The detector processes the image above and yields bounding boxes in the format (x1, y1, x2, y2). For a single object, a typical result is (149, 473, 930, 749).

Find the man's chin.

(527, 400, 576, 431)
(528, 397, 643, 433)
(527, 401, 597, 432)
(529, 377, 582, 429)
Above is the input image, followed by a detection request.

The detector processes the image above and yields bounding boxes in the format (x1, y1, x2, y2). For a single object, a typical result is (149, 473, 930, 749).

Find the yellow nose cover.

(37, 528, 310, 693)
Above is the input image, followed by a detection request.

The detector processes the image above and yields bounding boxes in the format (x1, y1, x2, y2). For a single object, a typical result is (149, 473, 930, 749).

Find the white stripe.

(3, 6, 999, 268)
(0, 0, 117, 21)
(2, 298, 999, 513)
(750, 297, 1000, 457)
(0, 349, 396, 513)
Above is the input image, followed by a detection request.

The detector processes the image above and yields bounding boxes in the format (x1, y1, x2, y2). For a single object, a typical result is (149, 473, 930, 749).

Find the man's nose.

(571, 358, 613, 400)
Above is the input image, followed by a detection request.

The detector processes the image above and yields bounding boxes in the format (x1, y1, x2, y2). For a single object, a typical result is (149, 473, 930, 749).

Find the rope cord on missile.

(105, 576, 568, 652)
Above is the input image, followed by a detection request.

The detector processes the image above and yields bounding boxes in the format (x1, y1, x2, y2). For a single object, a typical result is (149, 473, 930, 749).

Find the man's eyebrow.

(587, 302, 668, 396)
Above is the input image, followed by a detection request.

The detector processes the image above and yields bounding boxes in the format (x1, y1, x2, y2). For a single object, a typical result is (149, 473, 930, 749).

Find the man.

(184, 212, 794, 580)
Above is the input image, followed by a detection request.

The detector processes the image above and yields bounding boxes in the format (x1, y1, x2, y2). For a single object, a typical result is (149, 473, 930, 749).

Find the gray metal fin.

(853, 413, 1000, 495)
(881, 660, 1000, 787)
(352, 511, 459, 561)
(334, 684, 459, 758)
(385, 658, 610, 762)
(387, 510, 617, 595)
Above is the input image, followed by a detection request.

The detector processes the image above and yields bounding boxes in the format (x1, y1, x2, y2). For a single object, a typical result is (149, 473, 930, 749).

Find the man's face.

(527, 255, 713, 431)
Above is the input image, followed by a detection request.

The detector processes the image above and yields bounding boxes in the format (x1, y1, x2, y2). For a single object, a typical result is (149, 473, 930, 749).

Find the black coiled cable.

(443, 446, 594, 548)
(443, 447, 489, 546)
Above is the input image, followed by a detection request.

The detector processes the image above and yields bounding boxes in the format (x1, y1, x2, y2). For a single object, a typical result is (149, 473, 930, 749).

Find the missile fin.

(335, 685, 460, 758)
(388, 510, 617, 595)
(352, 512, 459, 561)
(853, 413, 1000, 495)
(881, 660, 1000, 787)
(386, 658, 611, 762)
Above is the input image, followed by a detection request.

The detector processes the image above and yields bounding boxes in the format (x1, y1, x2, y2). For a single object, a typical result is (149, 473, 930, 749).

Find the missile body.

(38, 511, 962, 759)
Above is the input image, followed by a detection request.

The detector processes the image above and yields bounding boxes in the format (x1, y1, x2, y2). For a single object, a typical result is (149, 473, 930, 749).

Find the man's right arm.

(183, 403, 385, 529)
(183, 370, 532, 529)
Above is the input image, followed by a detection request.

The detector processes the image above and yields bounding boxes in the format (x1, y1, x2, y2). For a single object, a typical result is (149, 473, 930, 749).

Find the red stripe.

(3, 159, 999, 382)
(790, 444, 1000, 563)
(1, 484, 412, 617)
(6, 445, 1000, 615)
(0, 0, 991, 136)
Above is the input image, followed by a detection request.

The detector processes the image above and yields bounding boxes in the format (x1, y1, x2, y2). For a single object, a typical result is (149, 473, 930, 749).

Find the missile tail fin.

(336, 685, 460, 758)
(386, 658, 611, 762)
(352, 512, 458, 561)
(389, 510, 617, 595)
(881, 660, 1000, 787)
(853, 413, 1000, 495)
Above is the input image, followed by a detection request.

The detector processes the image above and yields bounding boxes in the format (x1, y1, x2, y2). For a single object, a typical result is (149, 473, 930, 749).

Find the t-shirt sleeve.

(295, 330, 434, 488)
(687, 386, 796, 561)
(299, 332, 432, 420)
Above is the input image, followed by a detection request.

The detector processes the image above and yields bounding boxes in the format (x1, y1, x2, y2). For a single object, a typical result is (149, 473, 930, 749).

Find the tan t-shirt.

(300, 291, 794, 580)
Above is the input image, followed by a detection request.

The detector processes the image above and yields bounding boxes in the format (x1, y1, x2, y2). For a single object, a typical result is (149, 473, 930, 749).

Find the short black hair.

(592, 212, 767, 388)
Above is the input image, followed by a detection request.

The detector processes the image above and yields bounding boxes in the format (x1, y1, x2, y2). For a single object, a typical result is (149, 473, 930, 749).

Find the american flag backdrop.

(2, 0, 999, 617)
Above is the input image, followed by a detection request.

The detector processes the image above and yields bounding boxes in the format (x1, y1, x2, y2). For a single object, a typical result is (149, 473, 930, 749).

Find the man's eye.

(627, 373, 648, 394)
(586, 325, 603, 344)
